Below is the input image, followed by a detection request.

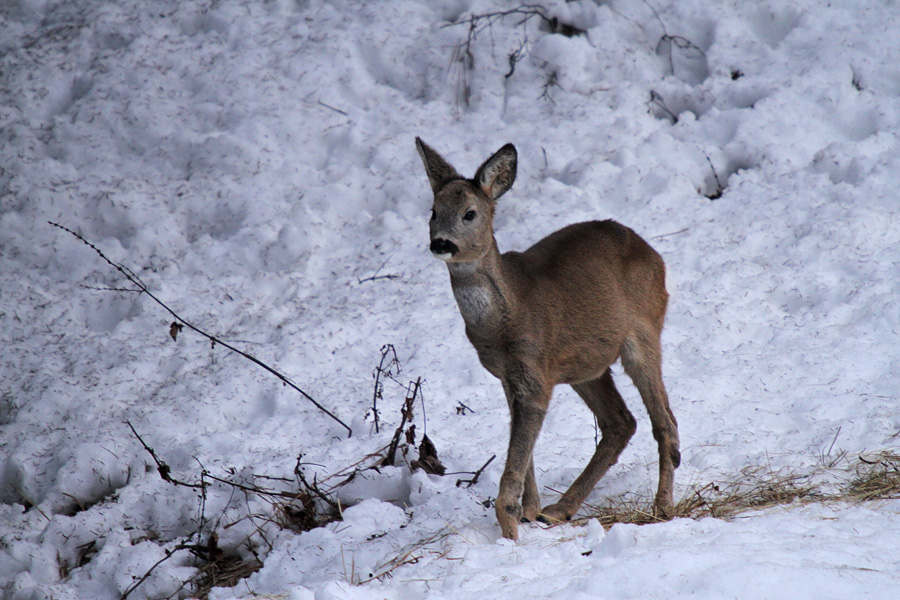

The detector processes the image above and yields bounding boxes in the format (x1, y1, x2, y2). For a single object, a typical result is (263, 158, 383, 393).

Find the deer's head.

(416, 138, 517, 263)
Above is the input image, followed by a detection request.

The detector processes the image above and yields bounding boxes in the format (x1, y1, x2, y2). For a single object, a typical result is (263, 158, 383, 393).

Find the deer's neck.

(447, 241, 512, 335)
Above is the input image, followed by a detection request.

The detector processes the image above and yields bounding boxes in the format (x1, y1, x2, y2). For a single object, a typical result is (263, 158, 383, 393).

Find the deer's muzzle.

(430, 238, 459, 260)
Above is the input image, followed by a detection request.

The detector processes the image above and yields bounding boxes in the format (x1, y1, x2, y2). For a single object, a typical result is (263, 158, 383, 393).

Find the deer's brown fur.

(416, 138, 680, 540)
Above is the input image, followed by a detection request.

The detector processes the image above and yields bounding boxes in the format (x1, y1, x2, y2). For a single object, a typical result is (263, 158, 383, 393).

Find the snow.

(1, 0, 899, 598)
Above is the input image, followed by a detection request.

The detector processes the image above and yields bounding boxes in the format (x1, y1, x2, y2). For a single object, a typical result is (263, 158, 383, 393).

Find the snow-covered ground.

(2, 0, 899, 598)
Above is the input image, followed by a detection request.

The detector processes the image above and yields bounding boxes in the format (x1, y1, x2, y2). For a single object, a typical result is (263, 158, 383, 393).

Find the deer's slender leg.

(622, 331, 680, 518)
(539, 369, 636, 523)
(521, 457, 540, 522)
(497, 373, 550, 540)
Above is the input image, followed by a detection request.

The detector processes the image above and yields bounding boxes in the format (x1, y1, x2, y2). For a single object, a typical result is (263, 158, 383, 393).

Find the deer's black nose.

(430, 238, 458, 256)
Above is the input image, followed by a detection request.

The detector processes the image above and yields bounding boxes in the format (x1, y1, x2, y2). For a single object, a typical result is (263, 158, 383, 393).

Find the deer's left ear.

(416, 137, 461, 193)
(474, 143, 517, 201)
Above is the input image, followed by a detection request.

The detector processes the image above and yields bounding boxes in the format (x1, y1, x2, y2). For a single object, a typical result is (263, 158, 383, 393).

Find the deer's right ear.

(416, 137, 461, 193)
(474, 143, 517, 201)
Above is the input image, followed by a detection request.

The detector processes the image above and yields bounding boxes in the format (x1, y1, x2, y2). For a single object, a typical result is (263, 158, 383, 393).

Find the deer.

(415, 138, 681, 540)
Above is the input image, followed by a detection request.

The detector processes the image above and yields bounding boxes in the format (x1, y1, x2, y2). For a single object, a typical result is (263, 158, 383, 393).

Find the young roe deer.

(416, 138, 680, 540)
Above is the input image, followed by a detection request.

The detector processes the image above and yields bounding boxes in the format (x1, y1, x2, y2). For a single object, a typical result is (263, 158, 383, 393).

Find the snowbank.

(1, 0, 898, 598)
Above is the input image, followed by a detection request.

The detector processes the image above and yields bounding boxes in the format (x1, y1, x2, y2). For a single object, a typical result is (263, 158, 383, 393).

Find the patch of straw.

(582, 453, 900, 529)
(191, 554, 263, 600)
(845, 451, 900, 502)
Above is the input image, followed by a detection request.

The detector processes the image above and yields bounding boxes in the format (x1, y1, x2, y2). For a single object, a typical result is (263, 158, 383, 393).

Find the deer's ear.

(474, 143, 517, 201)
(416, 137, 461, 193)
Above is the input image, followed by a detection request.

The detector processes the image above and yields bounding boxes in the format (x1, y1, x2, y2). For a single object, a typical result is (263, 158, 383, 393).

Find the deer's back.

(511, 220, 664, 292)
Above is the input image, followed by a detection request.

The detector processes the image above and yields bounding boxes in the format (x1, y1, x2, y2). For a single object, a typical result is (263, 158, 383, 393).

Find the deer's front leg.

(497, 375, 549, 540)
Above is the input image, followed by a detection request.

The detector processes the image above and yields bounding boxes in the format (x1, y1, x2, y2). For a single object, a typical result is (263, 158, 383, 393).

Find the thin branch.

(703, 152, 724, 200)
(357, 257, 400, 284)
(371, 345, 401, 434)
(9, 482, 50, 521)
(295, 455, 342, 513)
(127, 420, 206, 490)
(358, 529, 453, 584)
(539, 70, 560, 104)
(648, 90, 678, 124)
(455, 401, 474, 415)
(121, 544, 190, 600)
(80, 284, 144, 293)
(412, 377, 426, 437)
(316, 443, 391, 487)
(50, 221, 352, 437)
(384, 383, 418, 467)
(317, 100, 348, 116)
(445, 4, 554, 108)
(505, 35, 529, 79)
(657, 34, 707, 79)
(456, 454, 496, 488)
(358, 274, 400, 284)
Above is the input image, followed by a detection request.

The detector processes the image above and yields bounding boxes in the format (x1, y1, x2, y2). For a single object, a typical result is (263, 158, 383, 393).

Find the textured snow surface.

(1, 0, 899, 598)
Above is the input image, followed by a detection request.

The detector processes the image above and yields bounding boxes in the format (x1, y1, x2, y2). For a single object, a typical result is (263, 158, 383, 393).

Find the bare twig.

(505, 35, 529, 79)
(9, 482, 50, 521)
(127, 420, 206, 490)
(121, 544, 190, 600)
(827, 426, 842, 456)
(648, 90, 678, 123)
(358, 529, 453, 584)
(456, 402, 474, 415)
(384, 383, 419, 467)
(371, 345, 401, 433)
(539, 70, 560, 103)
(317, 99, 349, 116)
(456, 454, 496, 488)
(357, 257, 399, 284)
(295, 454, 342, 513)
(50, 222, 352, 437)
(703, 152, 724, 200)
(652, 227, 690, 240)
(412, 377, 426, 437)
(317, 444, 391, 487)
(446, 4, 558, 108)
(358, 273, 400, 284)
(80, 284, 143, 293)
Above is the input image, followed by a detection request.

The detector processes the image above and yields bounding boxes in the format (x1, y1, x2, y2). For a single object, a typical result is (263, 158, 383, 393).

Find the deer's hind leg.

(521, 457, 540, 522)
(621, 329, 680, 519)
(539, 369, 636, 524)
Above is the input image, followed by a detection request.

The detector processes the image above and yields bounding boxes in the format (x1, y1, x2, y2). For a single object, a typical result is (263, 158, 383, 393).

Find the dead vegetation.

(445, 4, 586, 107)
(116, 344, 472, 598)
(845, 451, 900, 502)
(584, 452, 900, 529)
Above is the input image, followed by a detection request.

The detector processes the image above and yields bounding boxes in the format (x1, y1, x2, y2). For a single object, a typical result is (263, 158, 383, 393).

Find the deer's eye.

(463, 210, 477, 221)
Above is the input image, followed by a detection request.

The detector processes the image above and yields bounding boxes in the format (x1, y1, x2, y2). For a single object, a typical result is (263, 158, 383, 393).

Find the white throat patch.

(452, 285, 492, 324)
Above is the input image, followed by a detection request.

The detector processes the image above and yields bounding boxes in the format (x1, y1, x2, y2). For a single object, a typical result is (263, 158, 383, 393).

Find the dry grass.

(845, 451, 900, 502)
(274, 492, 335, 533)
(673, 466, 822, 521)
(357, 529, 454, 584)
(191, 554, 263, 599)
(584, 452, 900, 529)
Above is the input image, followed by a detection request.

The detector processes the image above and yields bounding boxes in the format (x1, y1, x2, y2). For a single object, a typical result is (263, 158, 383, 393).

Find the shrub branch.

(50, 221, 352, 437)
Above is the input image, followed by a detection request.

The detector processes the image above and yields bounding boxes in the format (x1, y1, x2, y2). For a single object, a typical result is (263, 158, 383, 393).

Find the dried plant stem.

(50, 221, 351, 437)
(455, 454, 496, 488)
(583, 453, 900, 529)
(358, 529, 453, 584)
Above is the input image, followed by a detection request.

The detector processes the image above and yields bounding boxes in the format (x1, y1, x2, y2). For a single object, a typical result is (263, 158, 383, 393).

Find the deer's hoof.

(496, 501, 522, 540)
(653, 497, 675, 520)
(536, 502, 574, 524)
